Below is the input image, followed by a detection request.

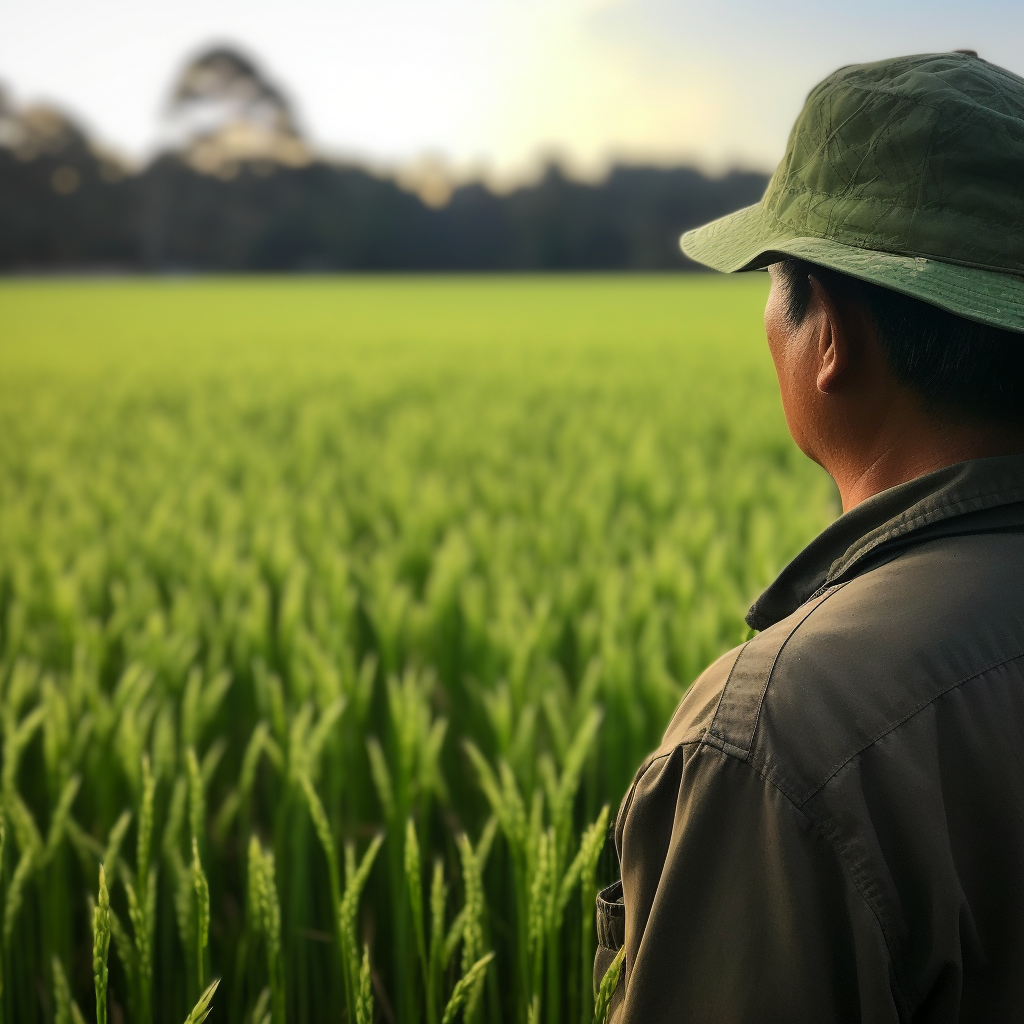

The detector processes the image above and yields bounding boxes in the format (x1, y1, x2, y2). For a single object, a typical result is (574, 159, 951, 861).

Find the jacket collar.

(747, 453, 1024, 631)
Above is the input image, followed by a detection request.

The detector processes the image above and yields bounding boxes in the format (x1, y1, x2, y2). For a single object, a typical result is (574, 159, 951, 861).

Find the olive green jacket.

(596, 454, 1024, 1022)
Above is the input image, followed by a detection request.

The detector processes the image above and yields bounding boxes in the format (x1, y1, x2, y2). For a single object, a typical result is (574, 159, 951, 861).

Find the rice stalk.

(0, 276, 825, 1021)
(405, 818, 428, 989)
(298, 774, 340, 915)
(186, 749, 205, 848)
(441, 952, 494, 1024)
(52, 956, 87, 1024)
(42, 775, 80, 865)
(192, 837, 210, 990)
(247, 837, 284, 1023)
(427, 858, 447, 1024)
(592, 946, 625, 1024)
(3, 846, 33, 948)
(100, 810, 131, 889)
(456, 833, 486, 1021)
(355, 945, 374, 1024)
(573, 808, 610, 1024)
(133, 755, 156, 1024)
(0, 809, 4, 1007)
(92, 865, 111, 1024)
(339, 834, 383, 1024)
(124, 875, 154, 1024)
(250, 987, 272, 1024)
(183, 977, 220, 1024)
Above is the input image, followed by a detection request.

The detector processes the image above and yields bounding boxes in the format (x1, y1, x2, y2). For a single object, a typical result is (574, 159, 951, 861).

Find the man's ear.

(808, 274, 849, 394)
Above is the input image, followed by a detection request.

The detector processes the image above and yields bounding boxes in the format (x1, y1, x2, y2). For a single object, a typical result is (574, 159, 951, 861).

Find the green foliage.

(52, 956, 88, 1024)
(340, 835, 382, 1024)
(183, 979, 220, 1024)
(247, 837, 284, 1023)
(0, 276, 835, 1021)
(192, 838, 211, 989)
(355, 946, 374, 1024)
(441, 952, 495, 1024)
(93, 865, 111, 1024)
(593, 947, 626, 1024)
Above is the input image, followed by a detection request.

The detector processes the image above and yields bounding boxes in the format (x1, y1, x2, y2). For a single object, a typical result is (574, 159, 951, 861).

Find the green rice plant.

(406, 818, 497, 1024)
(405, 818, 428, 994)
(167, 775, 203, 989)
(183, 978, 220, 1024)
(3, 831, 33, 948)
(297, 770, 352, 1018)
(250, 988, 272, 1024)
(592, 947, 625, 1024)
(132, 755, 157, 1024)
(0, 810, 4, 1010)
(247, 838, 284, 1023)
(42, 775, 80, 865)
(0, 276, 836, 1021)
(354, 946, 373, 1024)
(527, 825, 549, 995)
(101, 810, 131, 888)
(52, 955, 87, 1024)
(1, 704, 44, 963)
(340, 835, 383, 1024)
(570, 807, 610, 1024)
(298, 775, 341, 925)
(187, 750, 205, 852)
(455, 832, 485, 1018)
(441, 951, 495, 1024)
(93, 865, 111, 1024)
(124, 874, 155, 1024)
(469, 751, 528, 1013)
(192, 838, 210, 990)
(107, 899, 137, 1011)
(366, 668, 448, 1024)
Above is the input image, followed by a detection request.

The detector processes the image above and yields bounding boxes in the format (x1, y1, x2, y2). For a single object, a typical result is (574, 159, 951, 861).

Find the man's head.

(680, 52, 1024, 508)
(762, 259, 1024, 508)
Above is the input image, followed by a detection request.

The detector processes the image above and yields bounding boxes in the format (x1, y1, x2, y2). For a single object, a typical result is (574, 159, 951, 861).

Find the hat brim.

(680, 203, 1024, 334)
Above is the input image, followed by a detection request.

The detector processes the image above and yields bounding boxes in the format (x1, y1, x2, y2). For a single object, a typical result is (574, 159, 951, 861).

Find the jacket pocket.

(593, 880, 626, 1000)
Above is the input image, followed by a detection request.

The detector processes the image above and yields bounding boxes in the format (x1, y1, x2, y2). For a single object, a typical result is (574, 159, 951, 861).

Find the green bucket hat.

(680, 52, 1024, 333)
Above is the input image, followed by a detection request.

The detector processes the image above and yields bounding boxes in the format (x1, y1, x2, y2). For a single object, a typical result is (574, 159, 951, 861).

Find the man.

(594, 52, 1024, 1021)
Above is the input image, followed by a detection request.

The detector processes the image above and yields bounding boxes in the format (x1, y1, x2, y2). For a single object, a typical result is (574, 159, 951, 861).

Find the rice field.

(0, 275, 837, 1024)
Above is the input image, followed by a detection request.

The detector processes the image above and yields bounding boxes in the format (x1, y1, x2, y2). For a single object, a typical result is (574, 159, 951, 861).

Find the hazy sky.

(3, 0, 1024, 181)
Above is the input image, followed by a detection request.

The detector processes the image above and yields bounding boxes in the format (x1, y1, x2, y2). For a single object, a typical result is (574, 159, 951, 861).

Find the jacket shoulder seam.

(746, 581, 849, 752)
(704, 640, 751, 742)
(707, 582, 850, 756)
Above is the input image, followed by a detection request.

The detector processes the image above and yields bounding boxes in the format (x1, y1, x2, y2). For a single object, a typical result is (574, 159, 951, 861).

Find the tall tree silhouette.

(166, 47, 309, 172)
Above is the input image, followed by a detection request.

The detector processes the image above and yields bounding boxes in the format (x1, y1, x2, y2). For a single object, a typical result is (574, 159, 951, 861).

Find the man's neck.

(831, 417, 1024, 512)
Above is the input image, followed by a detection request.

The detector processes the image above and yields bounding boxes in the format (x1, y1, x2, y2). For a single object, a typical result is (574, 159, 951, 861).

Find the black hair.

(773, 258, 1024, 428)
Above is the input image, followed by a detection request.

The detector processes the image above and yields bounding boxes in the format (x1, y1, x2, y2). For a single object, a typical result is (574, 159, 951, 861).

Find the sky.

(3, 0, 1024, 184)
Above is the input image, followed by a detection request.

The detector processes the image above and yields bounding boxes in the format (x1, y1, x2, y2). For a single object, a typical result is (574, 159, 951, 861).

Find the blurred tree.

(0, 93, 137, 268)
(166, 47, 310, 174)
(0, 51, 770, 273)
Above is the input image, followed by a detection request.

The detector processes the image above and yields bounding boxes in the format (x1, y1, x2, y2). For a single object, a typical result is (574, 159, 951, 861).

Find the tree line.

(0, 50, 769, 272)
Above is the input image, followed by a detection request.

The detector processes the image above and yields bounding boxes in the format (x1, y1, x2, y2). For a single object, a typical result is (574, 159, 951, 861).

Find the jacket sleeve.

(608, 740, 901, 1024)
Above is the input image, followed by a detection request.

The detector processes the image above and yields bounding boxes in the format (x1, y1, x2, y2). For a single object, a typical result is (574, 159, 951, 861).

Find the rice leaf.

(440, 952, 494, 1024)
(93, 864, 112, 1024)
(592, 946, 625, 1024)
(183, 977, 221, 1024)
